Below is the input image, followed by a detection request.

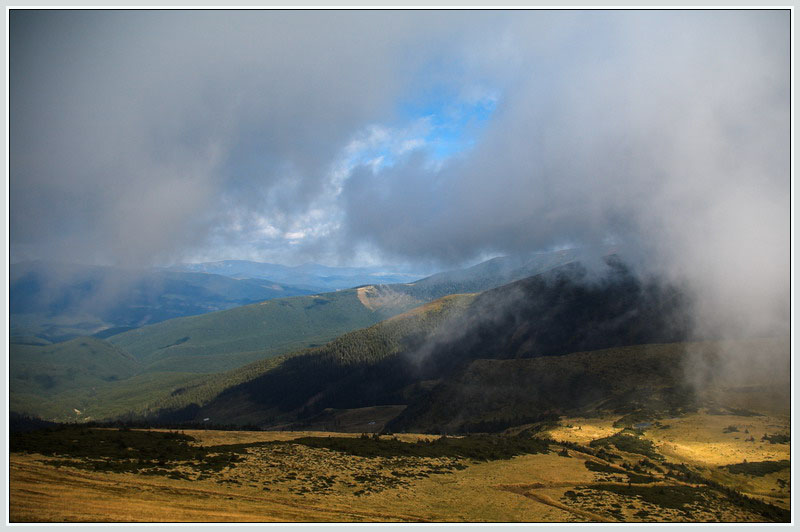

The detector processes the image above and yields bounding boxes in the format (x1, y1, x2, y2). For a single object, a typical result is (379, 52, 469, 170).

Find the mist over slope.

(105, 249, 582, 373)
(11, 12, 788, 396)
(10, 250, 582, 421)
(150, 258, 711, 429)
(10, 261, 316, 342)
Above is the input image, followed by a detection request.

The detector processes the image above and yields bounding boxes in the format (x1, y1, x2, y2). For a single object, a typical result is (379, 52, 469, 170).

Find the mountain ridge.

(10, 249, 613, 422)
(10, 260, 316, 342)
(146, 259, 701, 429)
(166, 259, 429, 291)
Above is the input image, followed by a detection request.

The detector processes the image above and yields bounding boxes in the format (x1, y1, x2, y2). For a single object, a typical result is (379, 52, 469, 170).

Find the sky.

(10, 10, 791, 339)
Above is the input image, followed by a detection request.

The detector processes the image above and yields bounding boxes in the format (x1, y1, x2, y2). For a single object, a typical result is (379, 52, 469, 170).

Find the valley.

(8, 254, 792, 524)
(9, 8, 791, 526)
(9, 250, 579, 422)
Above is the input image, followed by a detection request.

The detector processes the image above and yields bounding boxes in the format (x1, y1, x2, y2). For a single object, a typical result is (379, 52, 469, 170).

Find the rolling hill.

(88, 249, 581, 373)
(10, 336, 142, 419)
(10, 284, 426, 421)
(10, 260, 316, 342)
(107, 248, 585, 372)
(107, 286, 424, 374)
(9, 248, 600, 422)
(9, 286, 423, 422)
(146, 258, 721, 430)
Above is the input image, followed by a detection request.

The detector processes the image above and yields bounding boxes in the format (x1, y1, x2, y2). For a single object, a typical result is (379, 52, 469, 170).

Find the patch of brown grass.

(10, 421, 790, 523)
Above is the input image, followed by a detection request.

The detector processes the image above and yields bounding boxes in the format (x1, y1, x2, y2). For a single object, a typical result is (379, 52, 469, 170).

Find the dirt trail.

(496, 484, 611, 522)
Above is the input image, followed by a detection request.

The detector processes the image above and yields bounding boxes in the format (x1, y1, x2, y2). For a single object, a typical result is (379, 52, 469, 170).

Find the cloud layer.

(11, 10, 790, 339)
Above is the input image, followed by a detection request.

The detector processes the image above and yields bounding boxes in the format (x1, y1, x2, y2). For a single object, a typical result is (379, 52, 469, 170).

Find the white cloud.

(399, 138, 426, 154)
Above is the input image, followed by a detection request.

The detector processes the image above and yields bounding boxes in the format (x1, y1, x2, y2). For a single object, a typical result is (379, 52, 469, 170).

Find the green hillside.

(11, 250, 579, 421)
(10, 260, 316, 342)
(145, 262, 787, 432)
(146, 293, 476, 424)
(8, 336, 181, 420)
(108, 287, 424, 374)
(10, 282, 432, 422)
(10, 286, 427, 422)
(11, 253, 643, 424)
(10, 336, 140, 395)
(10, 370, 206, 423)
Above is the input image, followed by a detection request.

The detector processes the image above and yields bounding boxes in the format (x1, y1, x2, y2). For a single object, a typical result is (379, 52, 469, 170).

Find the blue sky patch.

(398, 91, 497, 162)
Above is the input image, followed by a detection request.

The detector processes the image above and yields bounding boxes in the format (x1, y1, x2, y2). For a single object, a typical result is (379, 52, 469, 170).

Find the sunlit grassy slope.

(10, 287, 426, 421)
(10, 416, 790, 522)
(108, 288, 422, 373)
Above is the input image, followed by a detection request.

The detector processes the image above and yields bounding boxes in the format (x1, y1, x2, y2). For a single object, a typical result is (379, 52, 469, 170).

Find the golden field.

(9, 411, 790, 523)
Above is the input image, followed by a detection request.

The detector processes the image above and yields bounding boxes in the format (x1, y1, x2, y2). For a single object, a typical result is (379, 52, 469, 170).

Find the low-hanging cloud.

(11, 10, 790, 346)
(340, 10, 790, 343)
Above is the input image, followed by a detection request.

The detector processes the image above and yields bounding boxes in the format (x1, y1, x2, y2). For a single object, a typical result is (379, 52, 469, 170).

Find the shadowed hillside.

(150, 259, 705, 429)
(147, 294, 476, 424)
(387, 339, 788, 434)
(9, 250, 580, 422)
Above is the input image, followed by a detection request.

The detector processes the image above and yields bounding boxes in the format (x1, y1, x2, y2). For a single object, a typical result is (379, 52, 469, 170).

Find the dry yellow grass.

(10, 417, 790, 523)
(10, 436, 584, 522)
(355, 286, 419, 312)
(549, 412, 789, 466)
(646, 412, 790, 466)
(547, 411, 790, 511)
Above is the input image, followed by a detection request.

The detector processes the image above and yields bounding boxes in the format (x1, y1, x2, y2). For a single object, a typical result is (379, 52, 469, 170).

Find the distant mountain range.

(10, 249, 585, 421)
(9, 261, 317, 342)
(166, 260, 430, 292)
(105, 249, 587, 375)
(148, 258, 701, 430)
(10, 251, 592, 343)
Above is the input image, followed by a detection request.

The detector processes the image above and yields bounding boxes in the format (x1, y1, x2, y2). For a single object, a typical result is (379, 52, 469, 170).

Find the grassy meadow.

(9, 408, 790, 523)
